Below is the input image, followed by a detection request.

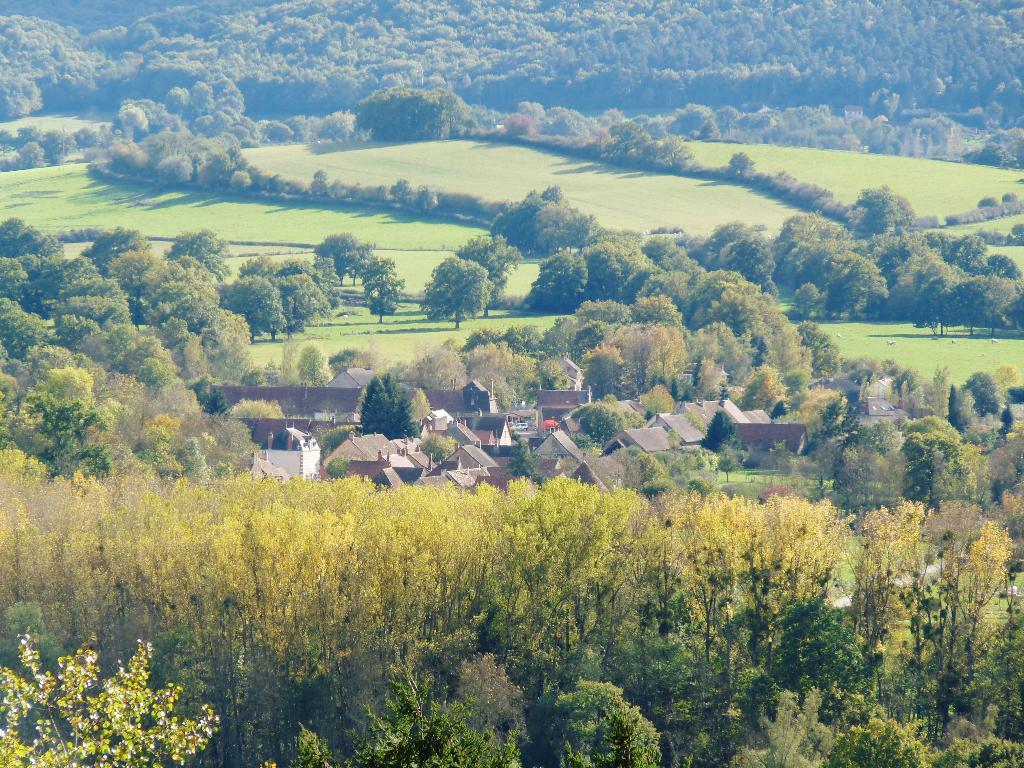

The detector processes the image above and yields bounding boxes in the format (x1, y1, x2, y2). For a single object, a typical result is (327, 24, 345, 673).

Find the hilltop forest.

(2, 0, 1023, 119)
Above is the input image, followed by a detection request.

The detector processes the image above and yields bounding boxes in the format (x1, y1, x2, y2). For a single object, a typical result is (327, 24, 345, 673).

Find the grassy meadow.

(248, 302, 559, 366)
(819, 321, 1024, 381)
(0, 164, 482, 249)
(686, 141, 1024, 220)
(221, 247, 540, 294)
(950, 213, 1024, 236)
(243, 140, 801, 235)
(0, 114, 111, 133)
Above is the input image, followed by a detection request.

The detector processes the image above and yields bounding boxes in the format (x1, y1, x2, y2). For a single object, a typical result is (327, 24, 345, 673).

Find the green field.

(950, 213, 1024, 236)
(0, 114, 111, 133)
(249, 303, 559, 365)
(222, 248, 540, 295)
(243, 140, 801, 235)
(821, 321, 1024, 381)
(686, 141, 1024, 220)
(0, 164, 482, 249)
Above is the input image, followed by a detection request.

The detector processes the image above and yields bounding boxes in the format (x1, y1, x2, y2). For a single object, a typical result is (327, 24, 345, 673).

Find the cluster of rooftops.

(222, 361, 838, 490)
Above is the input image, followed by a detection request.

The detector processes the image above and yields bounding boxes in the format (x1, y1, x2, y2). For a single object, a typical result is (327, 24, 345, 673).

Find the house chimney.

(451, 378, 456, 391)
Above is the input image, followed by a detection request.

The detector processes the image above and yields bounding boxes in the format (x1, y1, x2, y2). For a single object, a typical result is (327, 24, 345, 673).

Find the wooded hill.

(2, 0, 1023, 119)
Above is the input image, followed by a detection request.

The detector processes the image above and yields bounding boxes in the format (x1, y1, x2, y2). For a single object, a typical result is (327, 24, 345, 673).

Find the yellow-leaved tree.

(0, 637, 217, 767)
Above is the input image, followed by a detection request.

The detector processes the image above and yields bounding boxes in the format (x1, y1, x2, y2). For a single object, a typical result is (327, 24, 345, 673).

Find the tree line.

(0, 471, 1020, 768)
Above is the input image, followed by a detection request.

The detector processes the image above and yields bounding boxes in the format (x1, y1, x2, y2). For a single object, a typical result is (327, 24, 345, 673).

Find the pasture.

(222, 248, 540, 295)
(0, 164, 483, 250)
(248, 302, 559, 366)
(243, 140, 801, 235)
(686, 141, 1024, 220)
(0, 114, 111, 133)
(820, 321, 1024, 381)
(950, 213, 1024, 236)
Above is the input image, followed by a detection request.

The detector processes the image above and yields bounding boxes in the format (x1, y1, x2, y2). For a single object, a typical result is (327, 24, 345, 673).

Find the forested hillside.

(3, 0, 1023, 118)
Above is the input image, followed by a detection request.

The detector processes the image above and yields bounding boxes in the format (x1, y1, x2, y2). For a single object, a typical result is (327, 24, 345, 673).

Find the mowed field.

(686, 141, 1024, 219)
(820, 321, 1024, 381)
(248, 303, 559, 366)
(0, 164, 483, 250)
(243, 140, 801, 235)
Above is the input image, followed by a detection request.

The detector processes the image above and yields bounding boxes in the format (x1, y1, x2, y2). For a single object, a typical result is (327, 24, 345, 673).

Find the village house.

(534, 430, 584, 461)
(603, 427, 673, 455)
(251, 426, 321, 480)
(419, 380, 499, 417)
(679, 398, 753, 426)
(858, 396, 909, 424)
(569, 461, 608, 492)
(323, 433, 430, 472)
(466, 415, 515, 447)
(420, 409, 455, 437)
(736, 423, 808, 454)
(327, 366, 375, 389)
(537, 388, 592, 427)
(646, 413, 704, 447)
(240, 418, 339, 444)
(559, 358, 584, 391)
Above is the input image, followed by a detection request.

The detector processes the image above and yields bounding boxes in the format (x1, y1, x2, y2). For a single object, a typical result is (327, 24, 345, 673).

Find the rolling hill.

(686, 141, 1024, 221)
(243, 141, 802, 235)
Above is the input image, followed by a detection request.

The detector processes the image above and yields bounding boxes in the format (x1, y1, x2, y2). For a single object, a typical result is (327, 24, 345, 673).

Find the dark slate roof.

(570, 462, 608, 492)
(447, 421, 481, 446)
(536, 430, 584, 461)
(328, 367, 375, 388)
(604, 428, 673, 454)
(241, 418, 339, 444)
(446, 445, 498, 469)
(218, 386, 363, 417)
(420, 389, 466, 414)
(736, 423, 807, 453)
(647, 413, 704, 445)
(263, 427, 317, 451)
(587, 456, 626, 488)
(343, 458, 390, 480)
(537, 390, 590, 408)
(468, 415, 511, 439)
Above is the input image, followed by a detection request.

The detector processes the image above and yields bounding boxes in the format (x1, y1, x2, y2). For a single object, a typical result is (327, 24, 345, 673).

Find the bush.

(325, 457, 350, 479)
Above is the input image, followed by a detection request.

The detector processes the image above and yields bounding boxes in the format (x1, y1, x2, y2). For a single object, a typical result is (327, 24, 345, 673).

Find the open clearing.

(243, 140, 801, 235)
(248, 302, 559, 366)
(686, 141, 1024, 220)
(820, 321, 1024, 381)
(0, 164, 482, 250)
